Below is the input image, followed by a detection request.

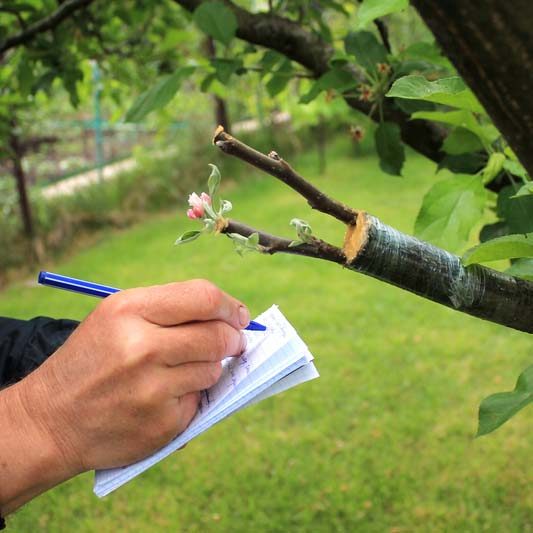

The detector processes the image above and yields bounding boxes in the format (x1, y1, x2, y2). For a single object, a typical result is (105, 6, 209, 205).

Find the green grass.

(2, 137, 531, 532)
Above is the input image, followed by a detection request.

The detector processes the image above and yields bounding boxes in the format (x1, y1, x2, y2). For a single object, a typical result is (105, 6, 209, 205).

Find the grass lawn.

(1, 137, 531, 532)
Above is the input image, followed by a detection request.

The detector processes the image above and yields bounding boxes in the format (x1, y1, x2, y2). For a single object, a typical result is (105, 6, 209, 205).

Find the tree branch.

(0, 0, 95, 55)
(173, 0, 446, 163)
(213, 128, 533, 334)
(223, 219, 346, 264)
(213, 126, 357, 224)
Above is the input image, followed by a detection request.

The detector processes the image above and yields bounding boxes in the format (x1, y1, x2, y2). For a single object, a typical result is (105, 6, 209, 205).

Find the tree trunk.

(9, 130, 34, 238)
(412, 0, 533, 177)
(204, 36, 231, 131)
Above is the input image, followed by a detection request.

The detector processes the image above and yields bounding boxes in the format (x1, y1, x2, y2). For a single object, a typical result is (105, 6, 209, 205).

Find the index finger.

(133, 279, 250, 329)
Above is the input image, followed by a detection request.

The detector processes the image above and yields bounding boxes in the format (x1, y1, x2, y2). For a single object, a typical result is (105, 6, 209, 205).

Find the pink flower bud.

(200, 192, 212, 205)
(187, 208, 198, 220)
(188, 192, 202, 209)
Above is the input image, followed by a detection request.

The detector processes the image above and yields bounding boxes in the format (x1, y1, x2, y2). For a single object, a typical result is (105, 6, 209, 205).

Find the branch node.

(268, 150, 281, 161)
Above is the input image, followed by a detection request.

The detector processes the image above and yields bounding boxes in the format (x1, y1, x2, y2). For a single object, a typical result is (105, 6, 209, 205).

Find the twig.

(213, 127, 358, 225)
(223, 219, 346, 264)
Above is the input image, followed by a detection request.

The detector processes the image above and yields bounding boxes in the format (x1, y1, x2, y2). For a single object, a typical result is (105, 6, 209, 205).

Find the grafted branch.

(0, 0, 95, 55)
(213, 129, 533, 334)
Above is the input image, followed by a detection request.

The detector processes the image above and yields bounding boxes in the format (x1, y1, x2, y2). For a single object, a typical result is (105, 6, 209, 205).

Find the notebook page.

(94, 306, 316, 497)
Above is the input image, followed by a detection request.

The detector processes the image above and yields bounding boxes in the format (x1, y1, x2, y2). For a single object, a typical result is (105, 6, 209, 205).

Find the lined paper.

(94, 305, 318, 497)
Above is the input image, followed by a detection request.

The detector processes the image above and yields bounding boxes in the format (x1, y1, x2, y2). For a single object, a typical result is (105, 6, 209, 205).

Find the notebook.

(94, 305, 319, 497)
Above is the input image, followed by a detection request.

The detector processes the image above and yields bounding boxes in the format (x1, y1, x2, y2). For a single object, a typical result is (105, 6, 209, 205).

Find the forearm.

(0, 379, 79, 516)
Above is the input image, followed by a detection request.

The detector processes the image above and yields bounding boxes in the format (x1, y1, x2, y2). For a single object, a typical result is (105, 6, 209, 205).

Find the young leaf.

(463, 233, 533, 265)
(442, 127, 484, 155)
(193, 1, 237, 46)
(481, 152, 506, 184)
(125, 66, 195, 122)
(207, 164, 221, 198)
(357, 0, 408, 29)
(374, 122, 405, 176)
(175, 230, 202, 245)
(290, 218, 313, 242)
(300, 67, 356, 104)
(415, 174, 486, 252)
(344, 31, 387, 74)
(506, 258, 533, 280)
(477, 365, 533, 436)
(386, 75, 485, 114)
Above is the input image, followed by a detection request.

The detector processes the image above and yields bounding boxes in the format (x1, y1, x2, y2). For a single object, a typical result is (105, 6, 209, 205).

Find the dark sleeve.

(0, 316, 79, 387)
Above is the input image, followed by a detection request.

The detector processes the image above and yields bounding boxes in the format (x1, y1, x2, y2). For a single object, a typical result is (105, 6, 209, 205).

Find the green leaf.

(357, 0, 408, 28)
(481, 152, 506, 184)
(506, 258, 533, 280)
(211, 58, 242, 84)
(266, 59, 293, 97)
(386, 75, 485, 114)
(207, 164, 221, 198)
(374, 122, 405, 176)
(477, 365, 533, 436)
(411, 109, 499, 146)
(124, 66, 195, 122)
(193, 1, 237, 46)
(438, 153, 486, 175)
(463, 233, 533, 265)
(442, 127, 484, 155)
(175, 230, 202, 245)
(401, 41, 452, 70)
(299, 67, 356, 104)
(503, 159, 529, 181)
(344, 31, 387, 74)
(260, 50, 284, 75)
(415, 174, 486, 252)
(512, 183, 533, 198)
(497, 185, 533, 233)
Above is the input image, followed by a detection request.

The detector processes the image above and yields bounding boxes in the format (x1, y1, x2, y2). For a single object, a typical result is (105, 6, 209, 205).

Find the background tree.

(1, 0, 532, 433)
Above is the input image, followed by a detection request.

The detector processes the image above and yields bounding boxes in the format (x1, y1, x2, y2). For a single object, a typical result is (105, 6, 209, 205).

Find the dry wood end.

(213, 125, 225, 144)
(343, 211, 370, 262)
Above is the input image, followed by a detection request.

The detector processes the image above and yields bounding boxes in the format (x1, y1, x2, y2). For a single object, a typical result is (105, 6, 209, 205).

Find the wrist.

(0, 377, 82, 516)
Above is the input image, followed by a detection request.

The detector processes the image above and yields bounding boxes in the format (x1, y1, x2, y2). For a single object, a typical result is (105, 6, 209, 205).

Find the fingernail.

(240, 332, 247, 354)
(239, 305, 250, 328)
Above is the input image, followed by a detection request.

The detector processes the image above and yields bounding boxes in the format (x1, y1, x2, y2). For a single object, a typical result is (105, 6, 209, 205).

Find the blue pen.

(37, 271, 267, 331)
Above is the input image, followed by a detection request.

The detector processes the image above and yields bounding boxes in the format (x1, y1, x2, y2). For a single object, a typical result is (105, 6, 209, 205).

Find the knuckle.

(124, 332, 153, 364)
(213, 322, 231, 358)
(205, 362, 223, 387)
(195, 279, 223, 314)
(101, 290, 133, 316)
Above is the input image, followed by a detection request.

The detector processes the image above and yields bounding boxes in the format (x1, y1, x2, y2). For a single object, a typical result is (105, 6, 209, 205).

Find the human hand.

(12, 279, 249, 477)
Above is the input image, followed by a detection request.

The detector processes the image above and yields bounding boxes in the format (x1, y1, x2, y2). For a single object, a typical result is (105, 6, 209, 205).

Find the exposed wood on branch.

(214, 129, 533, 334)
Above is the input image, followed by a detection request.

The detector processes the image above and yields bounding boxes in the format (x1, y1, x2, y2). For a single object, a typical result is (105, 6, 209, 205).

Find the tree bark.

(412, 0, 533, 177)
(9, 131, 34, 238)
